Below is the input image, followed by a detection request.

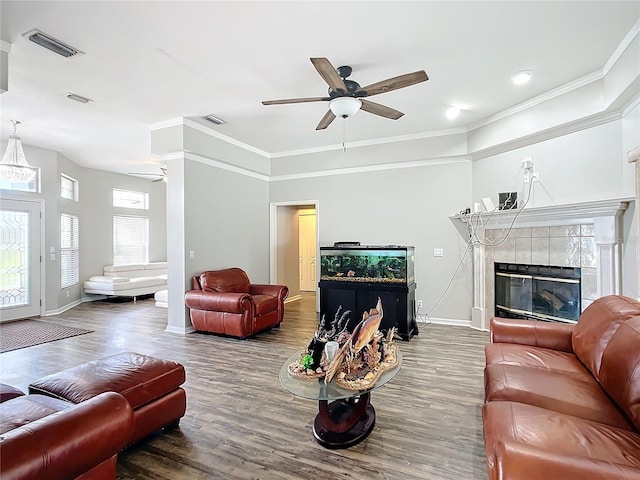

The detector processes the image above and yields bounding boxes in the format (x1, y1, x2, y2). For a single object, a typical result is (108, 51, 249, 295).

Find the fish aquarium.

(320, 245, 415, 285)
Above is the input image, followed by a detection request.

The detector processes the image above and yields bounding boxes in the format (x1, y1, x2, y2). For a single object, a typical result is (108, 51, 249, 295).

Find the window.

(60, 174, 78, 200)
(60, 214, 79, 288)
(112, 188, 148, 210)
(0, 167, 40, 192)
(113, 215, 148, 265)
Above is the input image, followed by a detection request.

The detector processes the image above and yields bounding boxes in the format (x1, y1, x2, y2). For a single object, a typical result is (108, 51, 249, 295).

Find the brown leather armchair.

(185, 268, 289, 339)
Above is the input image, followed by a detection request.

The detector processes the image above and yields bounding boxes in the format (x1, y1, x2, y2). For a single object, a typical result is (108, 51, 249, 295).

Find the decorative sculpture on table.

(288, 298, 399, 390)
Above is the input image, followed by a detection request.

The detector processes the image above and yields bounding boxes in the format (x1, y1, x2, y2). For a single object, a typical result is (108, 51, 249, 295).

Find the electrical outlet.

(417, 300, 423, 309)
(433, 248, 443, 257)
(532, 172, 540, 182)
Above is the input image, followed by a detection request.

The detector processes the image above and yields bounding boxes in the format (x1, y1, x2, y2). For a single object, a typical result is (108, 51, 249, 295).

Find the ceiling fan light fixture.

(511, 70, 532, 85)
(329, 97, 362, 119)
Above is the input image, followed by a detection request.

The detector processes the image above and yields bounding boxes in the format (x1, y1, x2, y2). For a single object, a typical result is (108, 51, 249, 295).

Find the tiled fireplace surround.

(459, 198, 632, 330)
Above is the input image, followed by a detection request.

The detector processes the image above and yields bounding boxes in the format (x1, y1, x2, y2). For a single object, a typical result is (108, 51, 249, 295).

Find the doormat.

(0, 319, 93, 353)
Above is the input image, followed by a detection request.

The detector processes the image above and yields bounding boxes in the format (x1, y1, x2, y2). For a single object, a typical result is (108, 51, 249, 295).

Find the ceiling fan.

(128, 167, 167, 183)
(262, 58, 429, 130)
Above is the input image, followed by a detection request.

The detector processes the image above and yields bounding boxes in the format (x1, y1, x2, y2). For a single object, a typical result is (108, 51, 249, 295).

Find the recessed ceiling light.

(65, 92, 92, 103)
(511, 71, 532, 85)
(446, 107, 460, 120)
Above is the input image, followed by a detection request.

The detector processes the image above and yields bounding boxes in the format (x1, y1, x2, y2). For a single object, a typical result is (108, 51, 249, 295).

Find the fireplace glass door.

(495, 263, 581, 323)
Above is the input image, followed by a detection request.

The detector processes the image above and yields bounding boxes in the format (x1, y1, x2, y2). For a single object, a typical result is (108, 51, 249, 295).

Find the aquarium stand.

(319, 280, 418, 340)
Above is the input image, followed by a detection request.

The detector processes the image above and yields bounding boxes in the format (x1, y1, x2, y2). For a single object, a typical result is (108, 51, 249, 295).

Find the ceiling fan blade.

(152, 177, 165, 183)
(357, 70, 429, 97)
(310, 58, 347, 93)
(360, 99, 404, 120)
(315, 110, 336, 130)
(262, 97, 330, 105)
(128, 172, 160, 176)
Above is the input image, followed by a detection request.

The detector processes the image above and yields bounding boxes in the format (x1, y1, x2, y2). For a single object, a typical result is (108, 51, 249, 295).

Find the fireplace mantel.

(450, 197, 633, 331)
(450, 197, 632, 232)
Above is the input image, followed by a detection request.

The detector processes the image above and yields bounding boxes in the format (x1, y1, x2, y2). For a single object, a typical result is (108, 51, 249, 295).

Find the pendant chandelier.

(0, 120, 36, 183)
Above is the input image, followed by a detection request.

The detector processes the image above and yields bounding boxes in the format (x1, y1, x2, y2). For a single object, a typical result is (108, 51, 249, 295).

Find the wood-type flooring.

(0, 293, 490, 480)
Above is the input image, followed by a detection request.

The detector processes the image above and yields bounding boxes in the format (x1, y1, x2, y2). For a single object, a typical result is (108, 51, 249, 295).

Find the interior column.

(629, 146, 640, 300)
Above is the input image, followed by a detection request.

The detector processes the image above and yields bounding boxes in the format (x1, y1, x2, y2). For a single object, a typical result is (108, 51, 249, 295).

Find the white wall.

(472, 120, 627, 209)
(270, 160, 474, 321)
(183, 158, 270, 283)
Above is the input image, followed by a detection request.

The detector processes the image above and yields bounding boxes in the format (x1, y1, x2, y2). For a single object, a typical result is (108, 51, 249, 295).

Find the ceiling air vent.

(22, 29, 83, 58)
(204, 114, 226, 125)
(65, 92, 92, 104)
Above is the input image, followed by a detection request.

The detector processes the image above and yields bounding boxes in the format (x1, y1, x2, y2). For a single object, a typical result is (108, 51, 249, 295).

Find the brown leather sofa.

(482, 295, 640, 480)
(0, 384, 134, 480)
(185, 267, 288, 338)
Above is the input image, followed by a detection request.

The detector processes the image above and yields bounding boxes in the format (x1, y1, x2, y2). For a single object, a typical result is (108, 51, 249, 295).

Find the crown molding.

(622, 93, 640, 117)
(185, 151, 269, 181)
(270, 127, 468, 158)
(603, 17, 640, 76)
(182, 118, 270, 158)
(470, 110, 621, 161)
(149, 117, 183, 130)
(0, 40, 11, 53)
(270, 157, 469, 182)
(468, 70, 604, 132)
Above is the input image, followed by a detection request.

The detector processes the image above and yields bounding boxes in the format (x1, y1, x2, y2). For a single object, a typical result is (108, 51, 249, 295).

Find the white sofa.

(83, 262, 167, 300)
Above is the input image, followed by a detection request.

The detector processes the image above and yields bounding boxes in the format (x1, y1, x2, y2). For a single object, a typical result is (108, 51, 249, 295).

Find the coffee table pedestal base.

(312, 393, 375, 449)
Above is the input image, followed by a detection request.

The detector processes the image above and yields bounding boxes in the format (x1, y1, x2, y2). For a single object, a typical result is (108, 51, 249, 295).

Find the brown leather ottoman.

(28, 352, 186, 444)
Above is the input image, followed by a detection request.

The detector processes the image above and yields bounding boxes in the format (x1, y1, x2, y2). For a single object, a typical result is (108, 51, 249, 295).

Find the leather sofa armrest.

(490, 316, 574, 353)
(185, 290, 252, 314)
(0, 392, 134, 480)
(250, 284, 289, 300)
(493, 440, 639, 480)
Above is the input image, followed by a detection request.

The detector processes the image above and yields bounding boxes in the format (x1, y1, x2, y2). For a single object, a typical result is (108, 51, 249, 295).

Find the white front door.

(0, 199, 42, 321)
(299, 209, 317, 291)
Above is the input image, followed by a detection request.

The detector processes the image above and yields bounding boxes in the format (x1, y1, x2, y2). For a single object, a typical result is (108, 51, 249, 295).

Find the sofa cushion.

(88, 275, 129, 283)
(0, 394, 72, 434)
(599, 317, 640, 431)
(103, 264, 147, 273)
(485, 343, 584, 373)
(200, 268, 250, 294)
(0, 384, 25, 403)
(253, 294, 278, 316)
(28, 352, 185, 410)
(572, 295, 640, 380)
(484, 363, 632, 430)
(483, 401, 640, 478)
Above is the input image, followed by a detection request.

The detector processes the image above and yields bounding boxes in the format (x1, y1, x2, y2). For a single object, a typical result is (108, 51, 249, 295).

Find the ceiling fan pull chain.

(342, 117, 347, 152)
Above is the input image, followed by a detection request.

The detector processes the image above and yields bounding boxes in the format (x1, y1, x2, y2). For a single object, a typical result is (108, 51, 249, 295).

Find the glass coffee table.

(279, 349, 402, 449)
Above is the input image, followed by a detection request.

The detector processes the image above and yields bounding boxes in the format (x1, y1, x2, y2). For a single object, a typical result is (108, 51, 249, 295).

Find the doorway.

(270, 201, 319, 308)
(0, 198, 42, 321)
(298, 208, 316, 291)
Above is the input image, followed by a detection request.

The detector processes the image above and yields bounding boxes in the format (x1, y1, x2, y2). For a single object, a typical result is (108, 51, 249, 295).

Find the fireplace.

(495, 263, 581, 323)
(450, 198, 631, 331)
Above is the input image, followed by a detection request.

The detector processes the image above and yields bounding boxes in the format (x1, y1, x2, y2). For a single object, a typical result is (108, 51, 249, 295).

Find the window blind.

(113, 215, 149, 265)
(60, 213, 79, 288)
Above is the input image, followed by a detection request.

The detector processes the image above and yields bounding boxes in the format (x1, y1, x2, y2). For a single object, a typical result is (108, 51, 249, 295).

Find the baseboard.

(165, 324, 196, 335)
(44, 299, 83, 316)
(417, 317, 471, 328)
(284, 295, 302, 304)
